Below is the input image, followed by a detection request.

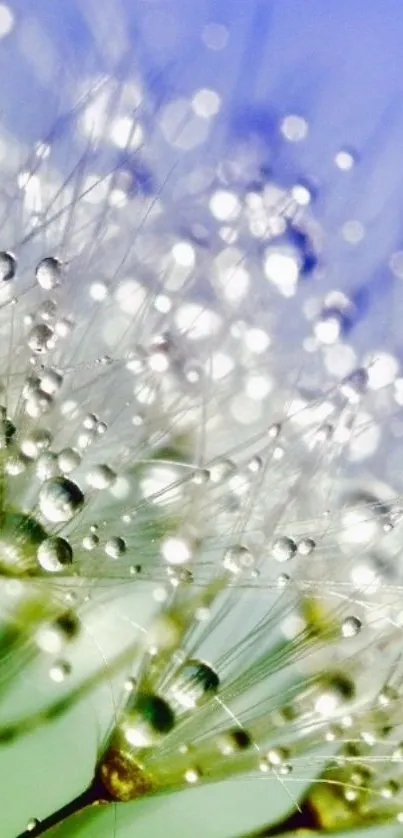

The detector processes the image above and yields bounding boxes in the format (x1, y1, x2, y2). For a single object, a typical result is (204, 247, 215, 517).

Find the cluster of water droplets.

(0, 52, 401, 838)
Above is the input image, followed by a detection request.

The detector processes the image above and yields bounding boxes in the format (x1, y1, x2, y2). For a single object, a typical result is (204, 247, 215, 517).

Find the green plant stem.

(15, 775, 112, 838)
(238, 798, 321, 837)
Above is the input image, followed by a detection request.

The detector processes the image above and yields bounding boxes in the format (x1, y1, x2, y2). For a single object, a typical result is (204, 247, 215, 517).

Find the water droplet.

(39, 477, 84, 523)
(314, 673, 355, 717)
(218, 728, 251, 755)
(25, 390, 53, 418)
(35, 257, 62, 290)
(21, 428, 52, 460)
(209, 458, 235, 483)
(169, 659, 219, 711)
(49, 660, 72, 683)
(39, 368, 63, 395)
(37, 537, 73, 572)
(223, 544, 255, 574)
(341, 615, 362, 638)
(272, 537, 297, 562)
(36, 452, 59, 480)
(83, 413, 98, 430)
(37, 298, 57, 321)
(297, 537, 316, 556)
(83, 533, 99, 550)
(184, 767, 201, 784)
(27, 324, 54, 354)
(0, 251, 16, 281)
(266, 746, 290, 768)
(122, 693, 175, 748)
(26, 819, 40, 833)
(36, 611, 79, 653)
(58, 448, 81, 474)
(105, 536, 126, 559)
(340, 368, 368, 403)
(0, 511, 46, 575)
(161, 536, 192, 565)
(86, 464, 116, 489)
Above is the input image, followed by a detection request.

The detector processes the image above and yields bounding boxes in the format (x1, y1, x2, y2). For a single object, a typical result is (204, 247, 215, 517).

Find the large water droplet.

(122, 693, 175, 748)
(35, 257, 62, 290)
(169, 659, 219, 712)
(37, 537, 73, 572)
(39, 477, 84, 523)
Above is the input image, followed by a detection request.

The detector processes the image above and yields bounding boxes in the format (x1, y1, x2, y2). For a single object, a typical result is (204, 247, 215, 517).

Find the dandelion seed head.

(1, 19, 403, 837)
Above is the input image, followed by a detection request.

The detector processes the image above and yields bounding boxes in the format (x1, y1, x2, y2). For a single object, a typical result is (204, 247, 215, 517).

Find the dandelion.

(1, 3, 403, 838)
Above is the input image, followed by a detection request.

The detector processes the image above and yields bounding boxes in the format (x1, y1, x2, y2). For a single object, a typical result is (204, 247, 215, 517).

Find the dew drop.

(26, 819, 40, 833)
(49, 660, 72, 683)
(36, 611, 79, 654)
(209, 458, 235, 483)
(27, 323, 54, 354)
(37, 537, 73, 573)
(35, 257, 62, 290)
(218, 728, 251, 755)
(39, 368, 63, 395)
(39, 477, 84, 523)
(341, 615, 362, 638)
(83, 533, 99, 550)
(36, 452, 59, 480)
(169, 659, 219, 711)
(122, 693, 175, 748)
(266, 746, 290, 768)
(223, 544, 255, 574)
(184, 767, 201, 784)
(58, 448, 81, 474)
(297, 537, 316, 556)
(86, 464, 116, 490)
(314, 673, 355, 717)
(161, 536, 192, 565)
(272, 536, 297, 562)
(37, 298, 57, 321)
(0, 251, 16, 281)
(105, 536, 126, 559)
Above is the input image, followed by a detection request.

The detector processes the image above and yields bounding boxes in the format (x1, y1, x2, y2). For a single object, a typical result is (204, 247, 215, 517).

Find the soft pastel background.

(1, 1, 403, 836)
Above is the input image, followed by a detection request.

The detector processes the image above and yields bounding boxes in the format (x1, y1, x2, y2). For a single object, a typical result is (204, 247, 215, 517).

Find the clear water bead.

(314, 673, 355, 717)
(218, 728, 251, 756)
(39, 477, 84, 523)
(36, 611, 79, 654)
(341, 615, 362, 638)
(105, 537, 126, 559)
(58, 448, 81, 474)
(122, 693, 175, 748)
(49, 660, 72, 683)
(223, 544, 255, 574)
(340, 368, 369, 403)
(36, 452, 59, 480)
(209, 458, 235, 483)
(25, 819, 40, 833)
(37, 537, 73, 572)
(86, 464, 116, 489)
(39, 368, 63, 395)
(161, 536, 192, 565)
(169, 659, 219, 711)
(35, 257, 62, 290)
(272, 536, 297, 562)
(27, 324, 54, 354)
(297, 537, 316, 555)
(0, 251, 16, 281)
